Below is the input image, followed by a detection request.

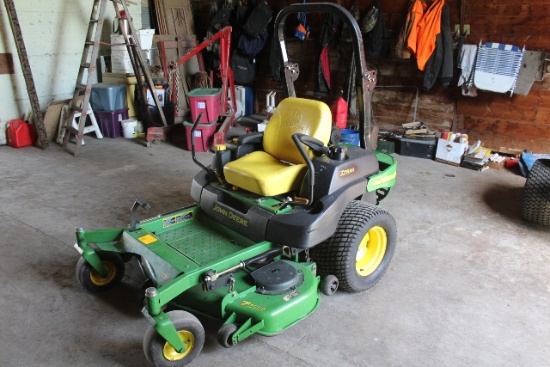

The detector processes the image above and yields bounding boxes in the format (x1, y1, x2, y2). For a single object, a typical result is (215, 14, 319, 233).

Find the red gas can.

(7, 118, 34, 148)
(331, 97, 348, 130)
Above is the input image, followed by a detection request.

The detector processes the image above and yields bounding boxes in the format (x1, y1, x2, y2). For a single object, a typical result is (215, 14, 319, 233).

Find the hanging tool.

(4, 0, 49, 149)
(295, 0, 310, 41)
(266, 91, 276, 113)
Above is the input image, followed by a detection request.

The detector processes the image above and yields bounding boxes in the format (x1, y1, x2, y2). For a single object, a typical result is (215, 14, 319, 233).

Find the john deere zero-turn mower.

(73, 3, 398, 366)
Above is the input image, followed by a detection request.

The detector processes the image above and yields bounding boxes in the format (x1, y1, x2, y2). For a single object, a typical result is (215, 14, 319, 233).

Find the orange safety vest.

(405, 0, 427, 56)
(411, 0, 445, 71)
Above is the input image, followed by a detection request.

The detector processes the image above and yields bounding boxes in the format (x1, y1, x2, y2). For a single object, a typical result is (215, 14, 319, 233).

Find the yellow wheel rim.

(89, 261, 116, 286)
(163, 331, 194, 361)
(355, 226, 387, 277)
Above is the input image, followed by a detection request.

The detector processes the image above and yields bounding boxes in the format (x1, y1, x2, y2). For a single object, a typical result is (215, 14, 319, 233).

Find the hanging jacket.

(422, 2, 453, 90)
(366, 1, 389, 58)
(315, 13, 340, 94)
(404, 0, 426, 56)
(413, 0, 445, 71)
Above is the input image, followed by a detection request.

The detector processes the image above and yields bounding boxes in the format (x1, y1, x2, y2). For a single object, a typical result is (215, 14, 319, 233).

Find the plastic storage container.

(377, 139, 396, 154)
(184, 121, 218, 152)
(400, 138, 436, 159)
(90, 83, 127, 111)
(93, 108, 128, 138)
(187, 88, 222, 123)
(340, 129, 360, 146)
(7, 118, 34, 148)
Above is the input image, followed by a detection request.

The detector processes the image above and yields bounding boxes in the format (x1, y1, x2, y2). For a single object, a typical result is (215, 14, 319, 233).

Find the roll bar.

(273, 2, 378, 150)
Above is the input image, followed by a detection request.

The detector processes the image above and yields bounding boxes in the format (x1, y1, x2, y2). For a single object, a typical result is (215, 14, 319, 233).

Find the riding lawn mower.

(73, 3, 398, 366)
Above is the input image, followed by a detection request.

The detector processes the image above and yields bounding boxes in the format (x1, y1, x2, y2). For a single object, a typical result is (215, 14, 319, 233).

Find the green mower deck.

(74, 149, 396, 356)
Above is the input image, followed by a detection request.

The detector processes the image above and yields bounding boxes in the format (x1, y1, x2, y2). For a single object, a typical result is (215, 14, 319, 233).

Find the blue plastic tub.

(340, 129, 360, 146)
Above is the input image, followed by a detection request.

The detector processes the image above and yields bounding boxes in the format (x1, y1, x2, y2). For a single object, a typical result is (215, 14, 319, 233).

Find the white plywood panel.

(0, 0, 142, 121)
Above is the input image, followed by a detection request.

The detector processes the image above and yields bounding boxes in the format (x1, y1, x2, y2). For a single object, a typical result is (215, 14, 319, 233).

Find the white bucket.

(121, 118, 138, 138)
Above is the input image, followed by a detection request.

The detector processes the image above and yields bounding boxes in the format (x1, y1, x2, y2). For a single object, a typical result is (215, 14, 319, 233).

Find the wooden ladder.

(61, 0, 108, 155)
(112, 0, 167, 130)
(62, 0, 166, 156)
(4, 0, 49, 149)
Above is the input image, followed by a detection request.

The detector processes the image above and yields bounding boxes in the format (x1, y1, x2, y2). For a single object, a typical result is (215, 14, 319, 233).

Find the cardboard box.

(111, 34, 129, 53)
(111, 53, 133, 73)
(147, 88, 165, 107)
(435, 138, 468, 165)
(488, 161, 505, 170)
(102, 72, 127, 84)
(42, 101, 67, 141)
(138, 29, 155, 49)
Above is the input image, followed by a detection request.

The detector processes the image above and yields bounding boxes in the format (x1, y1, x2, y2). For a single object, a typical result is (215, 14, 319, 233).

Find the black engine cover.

(251, 261, 304, 295)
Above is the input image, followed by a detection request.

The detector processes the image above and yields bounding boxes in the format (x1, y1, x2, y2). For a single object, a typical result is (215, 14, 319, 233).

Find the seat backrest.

(263, 97, 332, 164)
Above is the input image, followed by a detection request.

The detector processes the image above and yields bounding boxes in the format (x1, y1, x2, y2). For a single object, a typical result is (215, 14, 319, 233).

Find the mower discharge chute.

(73, 3, 397, 367)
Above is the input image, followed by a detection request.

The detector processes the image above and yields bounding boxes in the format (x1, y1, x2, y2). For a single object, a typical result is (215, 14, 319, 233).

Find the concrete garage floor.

(1, 137, 549, 367)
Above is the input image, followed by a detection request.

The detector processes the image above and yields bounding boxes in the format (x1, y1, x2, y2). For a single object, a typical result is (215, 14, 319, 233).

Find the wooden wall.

(458, 0, 550, 152)
(190, 0, 550, 153)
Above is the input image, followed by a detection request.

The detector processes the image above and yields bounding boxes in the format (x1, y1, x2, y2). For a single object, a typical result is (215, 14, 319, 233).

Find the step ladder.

(62, 0, 166, 156)
(56, 104, 103, 146)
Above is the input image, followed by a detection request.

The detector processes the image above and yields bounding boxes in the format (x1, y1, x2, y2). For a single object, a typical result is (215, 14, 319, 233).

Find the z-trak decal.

(339, 166, 356, 177)
(212, 204, 249, 227)
(162, 211, 194, 228)
(240, 300, 266, 312)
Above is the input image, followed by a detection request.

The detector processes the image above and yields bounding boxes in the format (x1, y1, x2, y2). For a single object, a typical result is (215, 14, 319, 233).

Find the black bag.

(242, 1, 272, 38)
(231, 50, 256, 85)
(210, 6, 233, 31)
(238, 29, 269, 58)
(366, 1, 389, 58)
(235, 3, 252, 25)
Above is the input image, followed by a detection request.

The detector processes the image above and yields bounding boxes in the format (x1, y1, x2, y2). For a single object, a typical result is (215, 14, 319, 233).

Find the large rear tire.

(310, 200, 397, 292)
(521, 159, 550, 226)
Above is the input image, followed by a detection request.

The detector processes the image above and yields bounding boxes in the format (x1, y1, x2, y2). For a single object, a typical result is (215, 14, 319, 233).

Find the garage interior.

(1, 1, 550, 367)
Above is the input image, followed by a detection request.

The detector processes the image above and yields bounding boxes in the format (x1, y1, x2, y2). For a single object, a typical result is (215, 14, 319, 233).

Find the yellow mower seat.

(223, 97, 332, 196)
